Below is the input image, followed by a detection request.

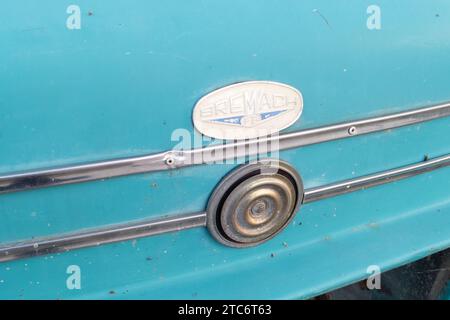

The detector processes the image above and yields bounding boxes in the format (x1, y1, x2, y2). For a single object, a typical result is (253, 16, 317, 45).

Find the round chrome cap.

(207, 160, 303, 247)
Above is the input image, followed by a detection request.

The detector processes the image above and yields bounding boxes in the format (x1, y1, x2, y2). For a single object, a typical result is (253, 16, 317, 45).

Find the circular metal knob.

(206, 160, 303, 247)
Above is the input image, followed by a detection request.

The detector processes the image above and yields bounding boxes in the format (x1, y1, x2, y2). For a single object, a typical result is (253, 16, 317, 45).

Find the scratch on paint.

(19, 27, 46, 32)
(147, 50, 191, 62)
(312, 9, 331, 29)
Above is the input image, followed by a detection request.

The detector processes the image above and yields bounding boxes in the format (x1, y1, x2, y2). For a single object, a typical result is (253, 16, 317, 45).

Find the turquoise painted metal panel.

(1, 0, 450, 298)
(441, 283, 450, 300)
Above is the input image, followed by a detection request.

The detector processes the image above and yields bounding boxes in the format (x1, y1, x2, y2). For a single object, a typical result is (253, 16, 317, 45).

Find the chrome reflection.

(1, 153, 450, 262)
(0, 212, 206, 262)
(1, 101, 450, 194)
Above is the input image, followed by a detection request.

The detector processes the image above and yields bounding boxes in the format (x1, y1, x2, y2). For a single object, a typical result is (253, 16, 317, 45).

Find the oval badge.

(193, 81, 303, 140)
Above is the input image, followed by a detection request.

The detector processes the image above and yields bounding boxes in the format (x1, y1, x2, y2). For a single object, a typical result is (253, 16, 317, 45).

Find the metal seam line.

(1, 101, 450, 194)
(303, 153, 450, 203)
(0, 212, 207, 262)
(1, 153, 450, 262)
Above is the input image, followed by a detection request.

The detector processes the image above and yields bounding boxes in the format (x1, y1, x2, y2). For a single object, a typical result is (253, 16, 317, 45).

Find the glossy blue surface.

(1, 1, 450, 299)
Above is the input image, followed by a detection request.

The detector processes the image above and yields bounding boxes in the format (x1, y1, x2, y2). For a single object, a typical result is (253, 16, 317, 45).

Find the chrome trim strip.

(303, 154, 450, 203)
(1, 102, 450, 194)
(1, 153, 450, 262)
(0, 212, 206, 262)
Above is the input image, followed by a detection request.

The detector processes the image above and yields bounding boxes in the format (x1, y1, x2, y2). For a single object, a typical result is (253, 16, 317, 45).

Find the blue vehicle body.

(0, 1, 450, 299)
